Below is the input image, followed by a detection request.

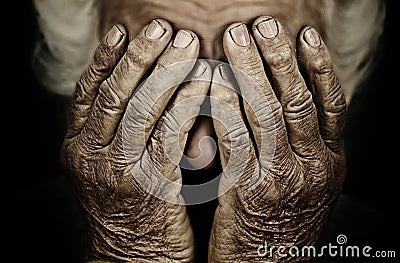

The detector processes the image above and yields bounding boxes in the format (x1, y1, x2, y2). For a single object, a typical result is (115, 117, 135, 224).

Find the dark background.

(3, 1, 399, 262)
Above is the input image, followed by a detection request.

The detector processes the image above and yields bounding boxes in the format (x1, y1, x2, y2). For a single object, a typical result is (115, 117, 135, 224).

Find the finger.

(210, 64, 257, 193)
(66, 24, 128, 139)
(298, 26, 347, 154)
(117, 29, 200, 160)
(145, 60, 212, 178)
(79, 19, 173, 148)
(139, 29, 200, 141)
(222, 23, 289, 166)
(252, 16, 323, 157)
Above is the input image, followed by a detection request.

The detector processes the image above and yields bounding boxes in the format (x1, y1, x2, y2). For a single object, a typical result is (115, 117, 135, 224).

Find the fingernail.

(173, 30, 194, 48)
(230, 24, 250, 47)
(145, 20, 165, 40)
(191, 61, 207, 77)
(219, 64, 233, 81)
(257, 18, 278, 38)
(304, 27, 321, 47)
(106, 26, 124, 47)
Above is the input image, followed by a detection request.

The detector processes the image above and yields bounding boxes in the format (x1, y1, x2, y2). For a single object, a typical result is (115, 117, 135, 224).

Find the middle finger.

(252, 16, 323, 157)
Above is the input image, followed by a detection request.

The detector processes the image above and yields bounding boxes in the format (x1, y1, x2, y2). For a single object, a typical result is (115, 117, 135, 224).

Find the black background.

(3, 1, 399, 262)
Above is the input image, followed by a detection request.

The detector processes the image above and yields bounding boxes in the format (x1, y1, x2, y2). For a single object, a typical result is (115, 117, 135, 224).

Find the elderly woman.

(32, 0, 386, 262)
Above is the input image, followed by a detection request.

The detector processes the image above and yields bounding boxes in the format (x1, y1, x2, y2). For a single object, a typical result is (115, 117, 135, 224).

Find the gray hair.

(322, 0, 385, 101)
(32, 0, 386, 103)
(32, 0, 99, 96)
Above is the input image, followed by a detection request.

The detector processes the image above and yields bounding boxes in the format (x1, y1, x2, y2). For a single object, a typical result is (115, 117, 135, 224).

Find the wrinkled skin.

(61, 14, 346, 263)
(209, 17, 346, 262)
(61, 20, 212, 262)
(99, 0, 326, 170)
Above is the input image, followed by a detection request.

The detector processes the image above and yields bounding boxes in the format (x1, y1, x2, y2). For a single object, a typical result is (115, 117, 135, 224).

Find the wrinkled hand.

(209, 16, 346, 262)
(61, 20, 211, 262)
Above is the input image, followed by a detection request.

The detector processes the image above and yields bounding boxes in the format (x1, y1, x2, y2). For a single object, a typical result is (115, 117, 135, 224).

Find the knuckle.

(126, 98, 147, 124)
(75, 74, 96, 100)
(311, 54, 333, 74)
(147, 130, 172, 169)
(126, 38, 154, 69)
(90, 54, 111, 78)
(211, 81, 239, 104)
(162, 112, 181, 132)
(98, 79, 123, 110)
(217, 89, 238, 104)
(175, 84, 196, 99)
(252, 99, 283, 132)
(329, 79, 343, 101)
(315, 64, 338, 88)
(89, 43, 118, 78)
(242, 56, 265, 77)
(225, 126, 249, 148)
(65, 138, 89, 167)
(325, 88, 347, 116)
(268, 100, 284, 118)
(286, 88, 314, 114)
(332, 87, 347, 110)
(264, 44, 294, 72)
(154, 59, 178, 81)
(253, 96, 278, 116)
(97, 39, 114, 56)
(74, 78, 88, 101)
(314, 68, 346, 112)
